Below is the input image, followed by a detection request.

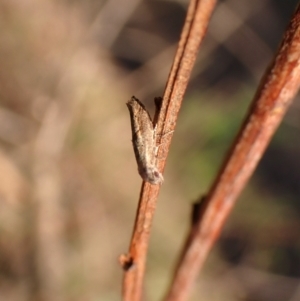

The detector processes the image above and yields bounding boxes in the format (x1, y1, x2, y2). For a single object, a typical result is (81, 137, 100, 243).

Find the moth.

(126, 96, 164, 185)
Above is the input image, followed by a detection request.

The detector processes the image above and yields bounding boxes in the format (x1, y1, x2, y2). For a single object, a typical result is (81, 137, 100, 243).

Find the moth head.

(138, 166, 164, 185)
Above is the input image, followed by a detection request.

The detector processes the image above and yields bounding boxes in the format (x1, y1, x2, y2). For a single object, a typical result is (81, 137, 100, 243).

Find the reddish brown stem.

(121, 1, 217, 300)
(164, 3, 300, 301)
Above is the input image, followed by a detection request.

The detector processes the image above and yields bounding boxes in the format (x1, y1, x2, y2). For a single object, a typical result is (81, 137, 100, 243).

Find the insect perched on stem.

(126, 96, 164, 185)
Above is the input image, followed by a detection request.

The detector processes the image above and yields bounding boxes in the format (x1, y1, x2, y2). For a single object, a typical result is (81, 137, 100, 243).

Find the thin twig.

(33, 100, 72, 301)
(121, 1, 217, 300)
(164, 3, 300, 301)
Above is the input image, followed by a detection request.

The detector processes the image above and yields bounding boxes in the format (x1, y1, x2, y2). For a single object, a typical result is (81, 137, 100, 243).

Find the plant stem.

(122, 1, 217, 300)
(164, 3, 300, 301)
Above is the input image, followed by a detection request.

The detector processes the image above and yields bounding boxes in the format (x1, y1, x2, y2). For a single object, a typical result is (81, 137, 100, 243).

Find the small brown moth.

(126, 96, 164, 185)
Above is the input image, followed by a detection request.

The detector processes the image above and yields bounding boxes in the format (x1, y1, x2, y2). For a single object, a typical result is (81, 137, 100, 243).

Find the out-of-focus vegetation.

(0, 0, 300, 300)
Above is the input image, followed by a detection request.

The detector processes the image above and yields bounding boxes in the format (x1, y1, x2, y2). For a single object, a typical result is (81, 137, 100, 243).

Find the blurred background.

(1, 0, 300, 300)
